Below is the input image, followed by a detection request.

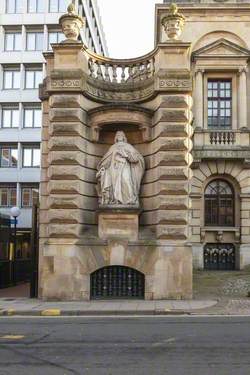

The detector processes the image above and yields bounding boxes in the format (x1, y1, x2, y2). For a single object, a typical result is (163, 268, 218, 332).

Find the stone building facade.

(39, 2, 250, 300)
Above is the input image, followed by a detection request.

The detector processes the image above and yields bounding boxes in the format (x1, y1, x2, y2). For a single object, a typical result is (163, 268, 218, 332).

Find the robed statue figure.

(96, 131, 145, 206)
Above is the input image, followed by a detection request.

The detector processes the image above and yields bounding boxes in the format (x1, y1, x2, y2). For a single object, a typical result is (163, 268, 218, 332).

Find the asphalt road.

(0, 316, 249, 375)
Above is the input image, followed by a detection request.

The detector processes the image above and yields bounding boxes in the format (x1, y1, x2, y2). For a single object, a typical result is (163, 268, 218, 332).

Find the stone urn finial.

(59, 1, 84, 42)
(161, 3, 186, 41)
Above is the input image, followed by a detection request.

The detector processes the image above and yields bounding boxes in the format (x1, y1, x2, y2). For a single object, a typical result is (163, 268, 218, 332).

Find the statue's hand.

(96, 167, 105, 178)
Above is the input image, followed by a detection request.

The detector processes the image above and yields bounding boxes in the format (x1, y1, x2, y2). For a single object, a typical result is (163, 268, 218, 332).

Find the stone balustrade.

(192, 129, 250, 166)
(88, 53, 155, 84)
(210, 131, 235, 145)
(194, 129, 250, 149)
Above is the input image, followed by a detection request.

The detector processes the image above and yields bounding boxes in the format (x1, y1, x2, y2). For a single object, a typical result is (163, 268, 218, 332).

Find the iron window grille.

(205, 179, 234, 227)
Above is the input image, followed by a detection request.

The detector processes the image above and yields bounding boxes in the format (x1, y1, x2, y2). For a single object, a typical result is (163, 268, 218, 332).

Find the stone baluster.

(88, 58, 95, 78)
(112, 65, 118, 83)
(104, 64, 110, 82)
(96, 62, 102, 80)
(128, 65, 133, 81)
(121, 65, 126, 83)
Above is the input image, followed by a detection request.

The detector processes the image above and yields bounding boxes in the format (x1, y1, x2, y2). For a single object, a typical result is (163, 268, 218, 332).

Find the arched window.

(204, 179, 234, 226)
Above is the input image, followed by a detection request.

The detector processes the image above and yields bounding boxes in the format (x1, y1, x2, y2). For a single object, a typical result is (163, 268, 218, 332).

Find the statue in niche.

(96, 131, 145, 206)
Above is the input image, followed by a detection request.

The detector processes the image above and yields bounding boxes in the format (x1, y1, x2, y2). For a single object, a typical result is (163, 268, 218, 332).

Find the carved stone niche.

(88, 105, 153, 143)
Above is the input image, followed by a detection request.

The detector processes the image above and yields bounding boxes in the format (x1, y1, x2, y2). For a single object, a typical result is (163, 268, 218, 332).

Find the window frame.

(3, 68, 21, 90)
(21, 185, 39, 207)
(0, 185, 17, 207)
(49, 0, 68, 13)
(24, 67, 43, 89)
(4, 31, 22, 51)
(207, 79, 232, 128)
(6, 0, 22, 14)
(204, 73, 237, 130)
(0, 146, 18, 168)
(47, 30, 64, 50)
(204, 179, 235, 227)
(23, 106, 42, 128)
(22, 146, 41, 168)
(27, 0, 44, 13)
(26, 31, 44, 51)
(1, 106, 20, 128)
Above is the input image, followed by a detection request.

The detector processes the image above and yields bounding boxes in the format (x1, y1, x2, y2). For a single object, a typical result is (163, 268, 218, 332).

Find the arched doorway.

(90, 266, 145, 299)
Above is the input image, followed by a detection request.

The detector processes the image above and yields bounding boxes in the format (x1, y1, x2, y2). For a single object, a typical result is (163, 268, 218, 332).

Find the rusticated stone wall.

(38, 40, 194, 301)
(40, 93, 98, 239)
(141, 94, 193, 241)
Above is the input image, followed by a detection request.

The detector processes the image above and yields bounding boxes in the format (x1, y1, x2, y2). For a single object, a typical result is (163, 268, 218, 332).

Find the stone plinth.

(98, 207, 140, 241)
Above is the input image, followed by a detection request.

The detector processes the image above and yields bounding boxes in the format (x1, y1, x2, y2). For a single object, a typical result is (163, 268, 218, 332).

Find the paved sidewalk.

(0, 298, 217, 316)
(0, 284, 30, 298)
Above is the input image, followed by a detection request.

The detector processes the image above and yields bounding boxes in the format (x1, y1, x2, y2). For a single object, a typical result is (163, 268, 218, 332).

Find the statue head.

(114, 131, 127, 143)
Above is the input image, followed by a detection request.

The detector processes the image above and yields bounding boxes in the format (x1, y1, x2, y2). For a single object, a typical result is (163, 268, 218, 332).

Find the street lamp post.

(10, 207, 21, 285)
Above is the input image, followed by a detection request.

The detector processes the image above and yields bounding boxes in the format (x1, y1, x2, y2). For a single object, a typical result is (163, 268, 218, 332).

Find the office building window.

(27, 0, 44, 12)
(21, 185, 39, 207)
(23, 147, 40, 167)
(1, 107, 19, 128)
(3, 68, 21, 89)
(25, 68, 43, 89)
(48, 31, 64, 50)
(207, 80, 232, 128)
(26, 32, 43, 51)
(6, 0, 22, 13)
(49, 0, 68, 13)
(5, 31, 22, 51)
(23, 107, 42, 128)
(0, 147, 18, 168)
(0, 186, 17, 207)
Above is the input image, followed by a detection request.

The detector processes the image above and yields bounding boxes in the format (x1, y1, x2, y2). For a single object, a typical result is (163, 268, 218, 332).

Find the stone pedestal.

(98, 207, 140, 241)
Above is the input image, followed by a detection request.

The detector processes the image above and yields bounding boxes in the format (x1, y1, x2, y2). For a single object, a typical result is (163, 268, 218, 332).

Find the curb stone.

(0, 309, 192, 317)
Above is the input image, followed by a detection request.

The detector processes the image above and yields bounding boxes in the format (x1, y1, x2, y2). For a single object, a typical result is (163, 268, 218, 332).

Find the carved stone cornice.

(85, 76, 155, 104)
(192, 149, 250, 168)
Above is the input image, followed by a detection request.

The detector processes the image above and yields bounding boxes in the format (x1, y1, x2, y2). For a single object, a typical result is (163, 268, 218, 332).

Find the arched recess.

(90, 265, 145, 299)
(192, 31, 247, 52)
(88, 105, 153, 144)
(191, 161, 245, 228)
(204, 179, 235, 227)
